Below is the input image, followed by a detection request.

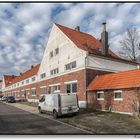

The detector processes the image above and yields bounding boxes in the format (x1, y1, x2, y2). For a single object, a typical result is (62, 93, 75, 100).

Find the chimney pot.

(31, 65, 34, 69)
(102, 22, 106, 32)
(20, 73, 22, 75)
(101, 22, 109, 55)
(75, 26, 80, 32)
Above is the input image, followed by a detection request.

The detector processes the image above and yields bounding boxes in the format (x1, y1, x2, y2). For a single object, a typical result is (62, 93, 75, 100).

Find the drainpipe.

(84, 53, 88, 109)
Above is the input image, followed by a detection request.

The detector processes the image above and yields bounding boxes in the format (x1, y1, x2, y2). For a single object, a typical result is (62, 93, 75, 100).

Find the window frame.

(97, 91, 104, 100)
(31, 88, 36, 96)
(114, 90, 123, 101)
(65, 82, 77, 93)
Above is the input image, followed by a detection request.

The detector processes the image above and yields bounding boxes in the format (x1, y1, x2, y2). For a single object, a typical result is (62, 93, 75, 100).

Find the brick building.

(1, 23, 138, 108)
(87, 69, 140, 115)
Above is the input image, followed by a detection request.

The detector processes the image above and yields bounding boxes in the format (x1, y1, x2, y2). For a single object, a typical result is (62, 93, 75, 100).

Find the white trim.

(40, 86, 47, 88)
(97, 98, 104, 101)
(114, 90, 122, 93)
(21, 90, 25, 91)
(31, 88, 36, 90)
(111, 110, 133, 115)
(49, 83, 61, 87)
(97, 91, 104, 94)
(64, 80, 78, 84)
(114, 98, 123, 101)
(86, 66, 117, 72)
(25, 89, 30, 91)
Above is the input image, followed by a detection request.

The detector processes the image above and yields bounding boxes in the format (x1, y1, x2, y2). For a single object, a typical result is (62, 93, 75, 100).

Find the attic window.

(50, 51, 53, 58)
(55, 48, 59, 55)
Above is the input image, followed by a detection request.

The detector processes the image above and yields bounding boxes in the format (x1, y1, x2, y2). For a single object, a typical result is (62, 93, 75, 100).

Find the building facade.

(1, 23, 138, 108)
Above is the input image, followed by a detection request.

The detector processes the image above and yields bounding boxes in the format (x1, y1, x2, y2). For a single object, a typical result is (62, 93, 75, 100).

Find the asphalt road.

(0, 102, 88, 135)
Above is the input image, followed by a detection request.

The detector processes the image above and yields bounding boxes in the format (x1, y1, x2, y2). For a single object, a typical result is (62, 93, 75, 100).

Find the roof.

(5, 64, 40, 86)
(55, 23, 119, 59)
(87, 68, 140, 91)
(4, 75, 14, 86)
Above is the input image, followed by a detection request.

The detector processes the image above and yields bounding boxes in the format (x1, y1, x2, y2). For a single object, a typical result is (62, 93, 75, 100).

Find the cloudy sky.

(0, 3, 140, 79)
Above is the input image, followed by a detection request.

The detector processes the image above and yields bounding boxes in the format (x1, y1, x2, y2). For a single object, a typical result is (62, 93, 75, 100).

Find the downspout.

(84, 53, 88, 109)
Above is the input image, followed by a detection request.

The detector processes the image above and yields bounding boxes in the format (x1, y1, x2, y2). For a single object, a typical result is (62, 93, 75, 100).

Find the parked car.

(1, 96, 7, 101)
(6, 96, 16, 103)
(38, 93, 79, 118)
(0, 95, 3, 101)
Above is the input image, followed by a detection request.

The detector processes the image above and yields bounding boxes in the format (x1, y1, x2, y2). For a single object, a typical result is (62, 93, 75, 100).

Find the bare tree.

(119, 28, 140, 62)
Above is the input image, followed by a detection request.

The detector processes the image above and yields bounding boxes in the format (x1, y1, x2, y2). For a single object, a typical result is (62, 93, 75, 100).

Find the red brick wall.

(5, 70, 86, 101)
(87, 89, 138, 114)
(86, 69, 111, 86)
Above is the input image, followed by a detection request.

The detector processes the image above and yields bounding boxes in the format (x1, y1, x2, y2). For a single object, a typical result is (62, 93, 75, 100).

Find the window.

(114, 91, 122, 100)
(26, 79, 29, 84)
(40, 87, 47, 95)
(40, 73, 46, 79)
(97, 91, 104, 100)
(22, 81, 24, 85)
(50, 85, 60, 93)
(55, 48, 59, 55)
(39, 95, 45, 102)
(31, 88, 36, 95)
(65, 61, 76, 70)
(17, 83, 19, 86)
(50, 51, 53, 58)
(50, 68, 59, 75)
(32, 77, 36, 81)
(66, 83, 77, 93)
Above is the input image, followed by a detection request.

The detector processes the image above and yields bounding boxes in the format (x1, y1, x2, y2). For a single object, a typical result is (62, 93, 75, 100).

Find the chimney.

(12, 75, 15, 79)
(31, 65, 34, 69)
(101, 22, 109, 55)
(75, 26, 80, 32)
(20, 73, 22, 75)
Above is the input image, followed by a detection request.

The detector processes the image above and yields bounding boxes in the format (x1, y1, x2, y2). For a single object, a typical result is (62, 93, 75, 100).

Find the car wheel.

(38, 107, 43, 114)
(53, 110, 58, 119)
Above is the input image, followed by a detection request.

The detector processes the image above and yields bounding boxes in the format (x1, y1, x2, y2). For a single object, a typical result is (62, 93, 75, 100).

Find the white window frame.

(114, 90, 123, 101)
(97, 91, 104, 100)
(31, 88, 36, 96)
(65, 82, 78, 93)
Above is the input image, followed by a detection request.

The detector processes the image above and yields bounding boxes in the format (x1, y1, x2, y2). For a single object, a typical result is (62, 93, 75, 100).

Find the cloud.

(0, 3, 140, 79)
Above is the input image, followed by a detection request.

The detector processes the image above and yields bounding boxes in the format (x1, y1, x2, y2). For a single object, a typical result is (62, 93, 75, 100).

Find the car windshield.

(8, 96, 14, 99)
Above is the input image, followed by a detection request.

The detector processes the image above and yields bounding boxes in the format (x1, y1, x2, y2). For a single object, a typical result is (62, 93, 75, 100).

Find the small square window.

(97, 92, 104, 100)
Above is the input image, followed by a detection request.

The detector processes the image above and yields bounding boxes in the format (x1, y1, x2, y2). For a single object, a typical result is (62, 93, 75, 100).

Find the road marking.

(2, 102, 92, 134)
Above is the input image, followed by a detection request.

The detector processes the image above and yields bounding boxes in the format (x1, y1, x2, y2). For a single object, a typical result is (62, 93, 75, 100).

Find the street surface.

(0, 102, 88, 134)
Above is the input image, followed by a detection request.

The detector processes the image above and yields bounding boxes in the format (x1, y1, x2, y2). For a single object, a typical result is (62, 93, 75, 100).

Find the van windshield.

(61, 94, 77, 107)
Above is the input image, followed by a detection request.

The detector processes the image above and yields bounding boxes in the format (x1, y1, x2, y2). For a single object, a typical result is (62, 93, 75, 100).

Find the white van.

(38, 93, 79, 118)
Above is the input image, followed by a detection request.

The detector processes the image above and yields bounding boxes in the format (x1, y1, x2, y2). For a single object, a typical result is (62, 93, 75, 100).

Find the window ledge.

(97, 98, 104, 101)
(114, 98, 123, 101)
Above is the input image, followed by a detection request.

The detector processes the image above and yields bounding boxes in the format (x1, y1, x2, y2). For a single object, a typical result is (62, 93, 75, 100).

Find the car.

(6, 96, 16, 103)
(1, 96, 7, 101)
(38, 93, 79, 118)
(0, 95, 3, 101)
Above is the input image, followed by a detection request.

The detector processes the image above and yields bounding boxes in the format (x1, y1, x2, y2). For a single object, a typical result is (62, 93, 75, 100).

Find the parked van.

(38, 93, 79, 118)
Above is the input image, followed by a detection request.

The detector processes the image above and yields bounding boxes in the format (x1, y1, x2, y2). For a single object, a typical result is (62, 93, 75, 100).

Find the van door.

(39, 95, 46, 111)
(45, 95, 54, 112)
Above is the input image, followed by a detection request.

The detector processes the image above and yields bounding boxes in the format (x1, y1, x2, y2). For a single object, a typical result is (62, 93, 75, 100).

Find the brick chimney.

(101, 22, 109, 55)
(12, 75, 15, 79)
(20, 73, 22, 75)
(75, 26, 80, 32)
(31, 65, 34, 69)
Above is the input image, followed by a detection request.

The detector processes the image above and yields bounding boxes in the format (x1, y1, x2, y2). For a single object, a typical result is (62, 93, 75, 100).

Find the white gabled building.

(1, 23, 138, 107)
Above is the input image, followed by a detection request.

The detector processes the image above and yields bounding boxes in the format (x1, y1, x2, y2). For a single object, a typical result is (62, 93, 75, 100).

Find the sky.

(0, 2, 140, 79)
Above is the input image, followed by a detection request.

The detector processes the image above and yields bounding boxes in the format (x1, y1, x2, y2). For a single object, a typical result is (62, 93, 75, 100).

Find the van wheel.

(53, 110, 58, 119)
(38, 107, 43, 114)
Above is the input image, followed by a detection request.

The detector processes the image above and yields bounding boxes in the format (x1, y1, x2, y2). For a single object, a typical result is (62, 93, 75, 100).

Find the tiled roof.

(4, 75, 14, 86)
(87, 68, 140, 91)
(56, 23, 119, 58)
(6, 64, 40, 86)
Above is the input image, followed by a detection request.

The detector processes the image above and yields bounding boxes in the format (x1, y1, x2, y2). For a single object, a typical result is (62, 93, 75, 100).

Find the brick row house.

(1, 23, 138, 108)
